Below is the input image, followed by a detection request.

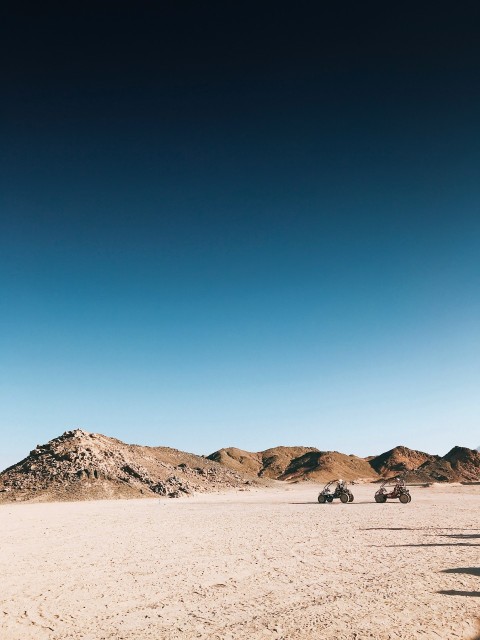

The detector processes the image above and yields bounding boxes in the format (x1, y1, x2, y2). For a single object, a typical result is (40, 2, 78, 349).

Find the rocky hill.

(408, 446, 480, 482)
(207, 446, 319, 479)
(208, 446, 376, 481)
(0, 430, 257, 503)
(368, 446, 438, 477)
(280, 451, 377, 481)
(207, 447, 264, 476)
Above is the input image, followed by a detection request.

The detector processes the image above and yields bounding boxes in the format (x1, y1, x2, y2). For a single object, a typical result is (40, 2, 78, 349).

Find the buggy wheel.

(407, 494, 412, 502)
(348, 493, 354, 502)
(375, 493, 386, 503)
(399, 493, 410, 504)
(340, 493, 349, 504)
(318, 494, 326, 503)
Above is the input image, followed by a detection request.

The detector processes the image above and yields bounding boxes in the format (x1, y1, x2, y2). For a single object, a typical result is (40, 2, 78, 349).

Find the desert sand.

(1, 484, 479, 640)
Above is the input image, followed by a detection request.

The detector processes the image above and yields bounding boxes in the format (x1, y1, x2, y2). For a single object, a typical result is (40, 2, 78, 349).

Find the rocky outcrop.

(0, 430, 257, 503)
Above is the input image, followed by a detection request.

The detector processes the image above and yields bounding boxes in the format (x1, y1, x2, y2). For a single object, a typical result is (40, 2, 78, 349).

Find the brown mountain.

(208, 446, 319, 479)
(411, 446, 480, 482)
(210, 444, 480, 483)
(258, 446, 321, 478)
(368, 446, 438, 477)
(0, 430, 257, 503)
(208, 446, 376, 481)
(280, 451, 378, 481)
(207, 447, 264, 476)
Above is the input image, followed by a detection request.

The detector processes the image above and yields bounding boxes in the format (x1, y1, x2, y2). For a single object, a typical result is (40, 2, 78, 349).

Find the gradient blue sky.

(1, 3, 479, 470)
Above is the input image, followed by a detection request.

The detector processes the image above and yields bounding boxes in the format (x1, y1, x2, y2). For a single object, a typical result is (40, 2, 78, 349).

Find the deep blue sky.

(1, 2, 479, 470)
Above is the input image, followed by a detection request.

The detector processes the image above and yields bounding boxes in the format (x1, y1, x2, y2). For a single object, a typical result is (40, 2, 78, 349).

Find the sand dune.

(1, 483, 479, 639)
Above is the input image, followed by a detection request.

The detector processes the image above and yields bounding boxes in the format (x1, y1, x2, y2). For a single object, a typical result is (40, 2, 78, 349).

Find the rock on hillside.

(0, 430, 257, 503)
(208, 446, 376, 481)
(410, 446, 480, 482)
(368, 446, 438, 477)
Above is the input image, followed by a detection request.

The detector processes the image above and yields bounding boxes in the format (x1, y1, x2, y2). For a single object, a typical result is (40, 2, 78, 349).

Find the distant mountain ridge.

(209, 444, 480, 483)
(1, 432, 479, 504)
(408, 446, 480, 482)
(208, 447, 377, 481)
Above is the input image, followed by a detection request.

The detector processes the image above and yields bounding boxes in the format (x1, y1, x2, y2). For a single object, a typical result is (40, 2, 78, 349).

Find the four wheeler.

(374, 477, 412, 504)
(318, 479, 354, 504)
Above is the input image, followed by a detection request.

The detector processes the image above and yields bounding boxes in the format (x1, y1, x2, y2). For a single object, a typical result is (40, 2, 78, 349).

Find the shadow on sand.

(380, 542, 480, 548)
(366, 526, 480, 631)
(438, 590, 480, 597)
(438, 534, 480, 539)
(439, 567, 480, 609)
(442, 567, 480, 577)
(362, 527, 480, 532)
(291, 501, 373, 505)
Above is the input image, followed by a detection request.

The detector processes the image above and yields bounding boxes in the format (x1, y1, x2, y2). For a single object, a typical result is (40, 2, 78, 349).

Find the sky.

(1, 2, 479, 470)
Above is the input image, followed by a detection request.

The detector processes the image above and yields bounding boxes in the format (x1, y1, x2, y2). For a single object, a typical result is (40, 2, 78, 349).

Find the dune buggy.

(318, 479, 354, 504)
(374, 477, 411, 503)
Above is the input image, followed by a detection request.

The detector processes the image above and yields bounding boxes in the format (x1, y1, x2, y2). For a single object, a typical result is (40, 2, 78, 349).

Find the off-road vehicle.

(374, 477, 411, 503)
(318, 479, 354, 504)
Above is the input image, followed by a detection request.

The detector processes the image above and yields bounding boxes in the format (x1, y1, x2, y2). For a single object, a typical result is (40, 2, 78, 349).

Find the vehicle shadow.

(290, 501, 372, 505)
(291, 501, 376, 505)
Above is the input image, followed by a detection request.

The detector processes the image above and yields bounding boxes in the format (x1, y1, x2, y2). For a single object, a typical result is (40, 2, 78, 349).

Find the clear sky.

(1, 3, 479, 470)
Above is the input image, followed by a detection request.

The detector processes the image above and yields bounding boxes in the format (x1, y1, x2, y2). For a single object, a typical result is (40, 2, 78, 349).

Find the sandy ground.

(1, 484, 479, 640)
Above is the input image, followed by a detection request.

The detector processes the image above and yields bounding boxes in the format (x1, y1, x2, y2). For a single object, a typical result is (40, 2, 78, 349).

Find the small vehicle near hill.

(318, 479, 354, 504)
(374, 477, 411, 503)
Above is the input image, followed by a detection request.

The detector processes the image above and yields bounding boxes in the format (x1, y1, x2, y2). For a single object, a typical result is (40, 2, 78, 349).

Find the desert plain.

(1, 483, 479, 640)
